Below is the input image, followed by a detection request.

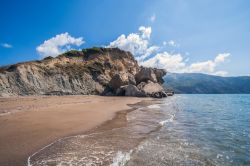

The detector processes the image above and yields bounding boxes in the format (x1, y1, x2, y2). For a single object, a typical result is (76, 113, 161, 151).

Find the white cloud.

(214, 53, 230, 64)
(137, 45, 159, 62)
(139, 26, 152, 39)
(108, 33, 148, 57)
(1, 43, 12, 48)
(150, 14, 156, 22)
(108, 26, 230, 76)
(213, 71, 228, 76)
(36, 32, 84, 58)
(142, 52, 230, 76)
(108, 26, 158, 61)
(188, 53, 230, 75)
(141, 52, 186, 72)
(189, 60, 216, 73)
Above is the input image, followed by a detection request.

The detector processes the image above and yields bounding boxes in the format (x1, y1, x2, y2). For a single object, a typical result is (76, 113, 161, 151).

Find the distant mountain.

(164, 73, 250, 94)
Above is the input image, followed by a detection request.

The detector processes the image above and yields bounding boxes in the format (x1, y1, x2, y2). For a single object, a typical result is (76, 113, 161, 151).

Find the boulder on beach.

(109, 72, 136, 90)
(122, 84, 146, 97)
(136, 81, 167, 98)
(141, 81, 164, 94)
(135, 67, 158, 84)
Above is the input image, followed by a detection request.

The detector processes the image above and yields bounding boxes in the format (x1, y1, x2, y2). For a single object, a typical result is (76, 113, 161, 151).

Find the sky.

(1, 0, 250, 76)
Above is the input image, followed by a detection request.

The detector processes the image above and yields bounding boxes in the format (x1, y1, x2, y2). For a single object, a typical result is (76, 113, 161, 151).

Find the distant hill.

(164, 73, 250, 94)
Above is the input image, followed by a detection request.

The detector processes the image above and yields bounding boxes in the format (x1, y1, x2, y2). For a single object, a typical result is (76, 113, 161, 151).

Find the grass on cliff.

(82, 47, 102, 54)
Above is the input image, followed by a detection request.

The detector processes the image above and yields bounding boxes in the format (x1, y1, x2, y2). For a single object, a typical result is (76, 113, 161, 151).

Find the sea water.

(28, 95, 250, 166)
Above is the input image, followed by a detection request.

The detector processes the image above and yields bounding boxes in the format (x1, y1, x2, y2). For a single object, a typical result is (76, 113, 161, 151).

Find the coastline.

(0, 95, 149, 166)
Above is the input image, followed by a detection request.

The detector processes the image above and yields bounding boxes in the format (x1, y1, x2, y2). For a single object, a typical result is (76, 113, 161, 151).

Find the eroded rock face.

(135, 67, 158, 84)
(0, 48, 139, 97)
(153, 68, 167, 84)
(0, 47, 169, 98)
(109, 72, 136, 90)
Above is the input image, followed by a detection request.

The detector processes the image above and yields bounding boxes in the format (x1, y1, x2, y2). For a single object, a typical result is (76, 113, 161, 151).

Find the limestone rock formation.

(109, 72, 136, 90)
(153, 68, 166, 84)
(137, 81, 167, 98)
(0, 47, 169, 98)
(124, 85, 145, 97)
(141, 81, 164, 94)
(135, 67, 158, 84)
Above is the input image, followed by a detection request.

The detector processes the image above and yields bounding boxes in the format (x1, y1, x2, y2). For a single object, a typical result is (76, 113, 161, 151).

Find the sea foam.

(159, 114, 175, 126)
(147, 104, 161, 109)
(110, 150, 132, 166)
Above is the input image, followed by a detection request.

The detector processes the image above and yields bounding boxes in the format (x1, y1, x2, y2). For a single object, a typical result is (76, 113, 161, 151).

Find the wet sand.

(0, 95, 145, 166)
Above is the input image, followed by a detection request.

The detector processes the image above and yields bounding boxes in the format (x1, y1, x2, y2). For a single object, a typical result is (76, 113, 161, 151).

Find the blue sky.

(1, 0, 250, 76)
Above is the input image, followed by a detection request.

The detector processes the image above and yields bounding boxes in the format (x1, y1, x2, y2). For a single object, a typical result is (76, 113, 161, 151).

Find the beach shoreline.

(0, 95, 149, 166)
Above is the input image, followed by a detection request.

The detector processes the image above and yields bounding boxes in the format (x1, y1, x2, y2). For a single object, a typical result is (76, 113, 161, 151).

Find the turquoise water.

(127, 94, 250, 166)
(174, 94, 250, 165)
(28, 94, 250, 166)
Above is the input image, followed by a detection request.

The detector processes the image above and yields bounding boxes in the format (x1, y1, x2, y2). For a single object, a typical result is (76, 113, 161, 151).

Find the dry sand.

(0, 95, 145, 166)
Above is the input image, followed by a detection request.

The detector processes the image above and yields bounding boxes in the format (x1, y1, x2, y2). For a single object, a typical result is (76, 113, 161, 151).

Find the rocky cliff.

(0, 47, 167, 97)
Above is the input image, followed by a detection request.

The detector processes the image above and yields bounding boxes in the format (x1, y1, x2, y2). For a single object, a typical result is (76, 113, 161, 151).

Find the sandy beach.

(0, 95, 145, 166)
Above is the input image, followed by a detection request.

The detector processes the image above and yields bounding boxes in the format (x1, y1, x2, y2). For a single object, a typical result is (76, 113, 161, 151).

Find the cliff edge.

(0, 47, 167, 98)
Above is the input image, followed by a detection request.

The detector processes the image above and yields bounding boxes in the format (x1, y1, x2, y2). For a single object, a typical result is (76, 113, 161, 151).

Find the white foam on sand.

(159, 114, 175, 126)
(27, 131, 107, 166)
(27, 135, 74, 166)
(110, 150, 133, 166)
(147, 104, 161, 109)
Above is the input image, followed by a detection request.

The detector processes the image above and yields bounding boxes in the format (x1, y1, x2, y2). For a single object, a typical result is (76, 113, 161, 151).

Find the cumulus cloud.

(214, 53, 230, 64)
(143, 52, 230, 76)
(108, 26, 230, 76)
(141, 52, 186, 72)
(1, 43, 12, 48)
(150, 14, 156, 22)
(108, 26, 158, 61)
(108, 33, 148, 57)
(187, 53, 230, 76)
(138, 26, 152, 39)
(36, 32, 84, 58)
(189, 60, 216, 73)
